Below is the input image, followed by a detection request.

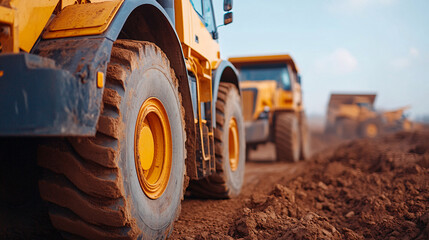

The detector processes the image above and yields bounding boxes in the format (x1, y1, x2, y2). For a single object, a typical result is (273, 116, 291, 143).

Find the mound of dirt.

(229, 184, 341, 239)
(229, 131, 429, 240)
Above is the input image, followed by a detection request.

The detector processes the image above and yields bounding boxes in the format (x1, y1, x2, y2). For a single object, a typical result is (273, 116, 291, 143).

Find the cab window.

(203, 0, 216, 34)
(190, 0, 203, 16)
(239, 63, 292, 90)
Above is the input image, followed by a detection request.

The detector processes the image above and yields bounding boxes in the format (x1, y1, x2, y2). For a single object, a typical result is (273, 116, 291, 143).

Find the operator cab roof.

(229, 54, 299, 73)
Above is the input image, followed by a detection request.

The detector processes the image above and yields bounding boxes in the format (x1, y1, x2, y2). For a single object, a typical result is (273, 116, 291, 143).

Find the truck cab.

(229, 54, 310, 162)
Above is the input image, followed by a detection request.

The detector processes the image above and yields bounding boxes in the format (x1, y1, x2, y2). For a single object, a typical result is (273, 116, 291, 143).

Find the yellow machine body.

(229, 54, 304, 123)
(229, 54, 308, 148)
(325, 93, 411, 137)
(326, 93, 378, 128)
(0, 0, 123, 53)
(0, 0, 240, 180)
(0, 0, 222, 161)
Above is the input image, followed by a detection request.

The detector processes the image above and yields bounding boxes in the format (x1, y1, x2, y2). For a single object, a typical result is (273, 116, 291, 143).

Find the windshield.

(239, 63, 291, 90)
(357, 102, 374, 111)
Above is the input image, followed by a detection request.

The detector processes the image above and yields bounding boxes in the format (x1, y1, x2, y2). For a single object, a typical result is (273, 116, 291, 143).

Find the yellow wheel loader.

(325, 93, 411, 139)
(229, 55, 310, 162)
(0, 0, 245, 238)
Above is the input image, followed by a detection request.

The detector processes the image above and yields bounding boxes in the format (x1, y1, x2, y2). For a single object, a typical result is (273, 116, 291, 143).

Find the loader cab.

(190, 0, 216, 38)
(190, 0, 233, 40)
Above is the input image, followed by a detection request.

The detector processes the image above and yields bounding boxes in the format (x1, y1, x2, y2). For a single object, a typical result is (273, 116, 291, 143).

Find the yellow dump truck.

(229, 55, 310, 162)
(325, 93, 411, 138)
(0, 0, 245, 238)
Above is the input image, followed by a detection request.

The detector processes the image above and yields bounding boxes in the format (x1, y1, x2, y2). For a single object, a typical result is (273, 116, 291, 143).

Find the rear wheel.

(275, 113, 300, 162)
(189, 82, 245, 198)
(38, 40, 186, 239)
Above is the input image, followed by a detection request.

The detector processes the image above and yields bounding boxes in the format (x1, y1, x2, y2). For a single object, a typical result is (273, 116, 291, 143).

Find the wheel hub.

(228, 117, 239, 172)
(366, 123, 378, 138)
(134, 97, 172, 199)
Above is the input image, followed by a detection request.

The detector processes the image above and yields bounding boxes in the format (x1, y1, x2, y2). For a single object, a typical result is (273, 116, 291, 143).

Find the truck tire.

(335, 118, 356, 139)
(189, 82, 245, 198)
(275, 113, 300, 162)
(359, 119, 380, 138)
(38, 40, 186, 239)
(299, 112, 311, 161)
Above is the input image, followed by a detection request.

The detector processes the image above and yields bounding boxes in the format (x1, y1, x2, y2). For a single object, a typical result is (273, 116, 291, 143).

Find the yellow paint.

(365, 123, 378, 138)
(229, 54, 299, 72)
(228, 117, 239, 171)
(43, 0, 124, 39)
(174, 0, 220, 68)
(241, 80, 276, 120)
(174, 0, 224, 162)
(134, 97, 172, 199)
(138, 125, 155, 170)
(231, 54, 304, 122)
(96, 71, 104, 88)
(0, 0, 59, 52)
(60, 0, 77, 9)
(232, 55, 304, 122)
(382, 106, 410, 124)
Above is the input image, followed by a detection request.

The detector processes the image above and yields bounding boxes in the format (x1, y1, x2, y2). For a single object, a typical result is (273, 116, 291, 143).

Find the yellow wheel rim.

(228, 117, 239, 172)
(366, 123, 378, 138)
(403, 121, 411, 130)
(134, 97, 172, 199)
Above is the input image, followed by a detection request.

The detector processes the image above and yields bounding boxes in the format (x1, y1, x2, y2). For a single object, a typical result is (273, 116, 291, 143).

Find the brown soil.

(171, 130, 429, 239)
(1, 130, 428, 239)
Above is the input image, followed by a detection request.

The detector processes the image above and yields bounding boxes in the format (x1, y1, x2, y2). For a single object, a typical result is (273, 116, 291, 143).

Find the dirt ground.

(171, 129, 429, 239)
(1, 128, 428, 239)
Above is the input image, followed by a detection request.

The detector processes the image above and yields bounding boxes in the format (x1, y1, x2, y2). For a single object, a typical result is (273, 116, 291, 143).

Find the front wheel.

(359, 119, 380, 138)
(275, 113, 300, 162)
(38, 40, 186, 239)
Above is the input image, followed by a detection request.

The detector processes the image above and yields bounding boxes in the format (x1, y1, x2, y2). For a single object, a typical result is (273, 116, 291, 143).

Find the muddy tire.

(299, 112, 311, 161)
(189, 83, 245, 199)
(275, 113, 300, 162)
(335, 118, 357, 139)
(38, 40, 186, 239)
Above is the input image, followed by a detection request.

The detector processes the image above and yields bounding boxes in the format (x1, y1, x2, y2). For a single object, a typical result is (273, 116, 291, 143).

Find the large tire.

(189, 82, 245, 199)
(359, 118, 381, 138)
(299, 112, 311, 161)
(275, 113, 300, 162)
(335, 118, 357, 139)
(38, 40, 186, 239)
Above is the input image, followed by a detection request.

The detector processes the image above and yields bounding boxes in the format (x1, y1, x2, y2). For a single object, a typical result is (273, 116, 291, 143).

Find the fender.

(211, 60, 241, 128)
(26, 0, 194, 138)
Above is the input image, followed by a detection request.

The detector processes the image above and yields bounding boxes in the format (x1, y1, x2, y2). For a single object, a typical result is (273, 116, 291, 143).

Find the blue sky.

(213, 0, 429, 118)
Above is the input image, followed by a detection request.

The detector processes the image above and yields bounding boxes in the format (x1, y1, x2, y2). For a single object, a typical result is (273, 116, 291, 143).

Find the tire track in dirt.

(171, 130, 429, 239)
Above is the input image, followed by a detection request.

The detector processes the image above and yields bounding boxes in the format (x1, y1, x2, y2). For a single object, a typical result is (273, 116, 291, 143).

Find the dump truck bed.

(328, 93, 377, 109)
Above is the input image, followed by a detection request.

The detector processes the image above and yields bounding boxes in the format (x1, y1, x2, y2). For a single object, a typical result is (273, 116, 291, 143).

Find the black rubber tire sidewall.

(275, 113, 300, 162)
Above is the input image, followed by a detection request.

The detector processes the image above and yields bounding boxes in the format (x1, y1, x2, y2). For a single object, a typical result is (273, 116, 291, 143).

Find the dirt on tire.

(171, 130, 429, 239)
(275, 113, 300, 162)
